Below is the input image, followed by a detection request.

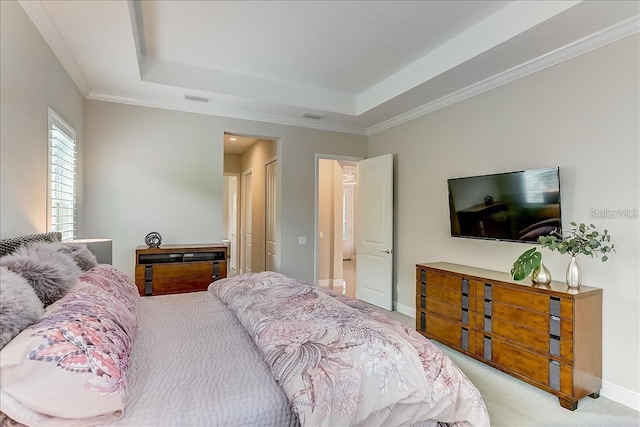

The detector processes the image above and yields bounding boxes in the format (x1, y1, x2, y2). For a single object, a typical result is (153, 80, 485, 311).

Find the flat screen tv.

(448, 167, 561, 243)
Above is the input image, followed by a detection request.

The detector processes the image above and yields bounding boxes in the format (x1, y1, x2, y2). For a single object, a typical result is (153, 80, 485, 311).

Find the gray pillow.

(0, 232, 62, 257)
(0, 243, 80, 306)
(44, 242, 99, 271)
(0, 267, 45, 349)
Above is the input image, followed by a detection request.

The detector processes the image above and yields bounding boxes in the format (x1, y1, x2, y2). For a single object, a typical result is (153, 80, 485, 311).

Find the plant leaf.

(511, 248, 542, 281)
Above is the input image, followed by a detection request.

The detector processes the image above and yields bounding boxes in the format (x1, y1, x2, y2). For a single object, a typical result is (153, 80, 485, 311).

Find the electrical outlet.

(298, 236, 307, 245)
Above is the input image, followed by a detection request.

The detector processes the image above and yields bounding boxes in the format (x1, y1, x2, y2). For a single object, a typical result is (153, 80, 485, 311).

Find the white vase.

(566, 256, 582, 289)
(531, 261, 552, 286)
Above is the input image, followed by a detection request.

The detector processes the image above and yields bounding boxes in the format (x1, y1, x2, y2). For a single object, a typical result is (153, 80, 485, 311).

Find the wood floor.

(322, 259, 356, 298)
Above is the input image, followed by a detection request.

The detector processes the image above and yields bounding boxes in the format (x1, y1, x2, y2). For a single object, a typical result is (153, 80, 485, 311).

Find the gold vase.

(531, 261, 552, 286)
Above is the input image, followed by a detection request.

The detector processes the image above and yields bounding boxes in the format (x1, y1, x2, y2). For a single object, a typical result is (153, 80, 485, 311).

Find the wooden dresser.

(135, 244, 227, 296)
(416, 262, 602, 410)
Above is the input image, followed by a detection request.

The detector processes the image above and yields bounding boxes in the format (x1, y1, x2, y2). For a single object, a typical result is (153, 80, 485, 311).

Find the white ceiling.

(223, 133, 260, 155)
(19, 1, 639, 135)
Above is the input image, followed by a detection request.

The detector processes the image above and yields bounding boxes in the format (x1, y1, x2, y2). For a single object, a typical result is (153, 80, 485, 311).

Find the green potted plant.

(511, 222, 615, 288)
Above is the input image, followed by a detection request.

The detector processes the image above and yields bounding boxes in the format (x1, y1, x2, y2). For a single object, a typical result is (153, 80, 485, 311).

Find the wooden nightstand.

(134, 244, 227, 296)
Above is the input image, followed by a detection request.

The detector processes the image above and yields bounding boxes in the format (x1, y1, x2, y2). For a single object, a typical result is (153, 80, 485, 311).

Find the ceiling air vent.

(301, 112, 326, 120)
(184, 94, 212, 103)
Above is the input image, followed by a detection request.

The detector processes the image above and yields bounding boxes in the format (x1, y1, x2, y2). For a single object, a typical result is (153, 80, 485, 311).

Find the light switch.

(319, 231, 324, 238)
(298, 236, 307, 245)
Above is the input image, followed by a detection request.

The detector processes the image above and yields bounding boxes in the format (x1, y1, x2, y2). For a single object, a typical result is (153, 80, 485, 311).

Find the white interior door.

(265, 160, 277, 271)
(243, 170, 253, 273)
(356, 154, 393, 310)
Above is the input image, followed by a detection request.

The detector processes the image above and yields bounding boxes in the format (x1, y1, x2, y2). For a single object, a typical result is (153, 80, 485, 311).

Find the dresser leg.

(559, 398, 578, 411)
(589, 391, 600, 399)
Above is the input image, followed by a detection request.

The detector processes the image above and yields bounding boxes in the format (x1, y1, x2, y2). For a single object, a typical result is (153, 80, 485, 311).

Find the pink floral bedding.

(0, 265, 138, 426)
(209, 271, 490, 427)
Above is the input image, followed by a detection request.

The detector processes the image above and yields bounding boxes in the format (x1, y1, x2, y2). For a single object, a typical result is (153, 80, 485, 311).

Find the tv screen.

(448, 167, 561, 243)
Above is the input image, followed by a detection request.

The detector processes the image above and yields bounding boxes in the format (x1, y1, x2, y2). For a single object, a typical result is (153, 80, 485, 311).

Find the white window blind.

(523, 169, 558, 204)
(48, 108, 77, 241)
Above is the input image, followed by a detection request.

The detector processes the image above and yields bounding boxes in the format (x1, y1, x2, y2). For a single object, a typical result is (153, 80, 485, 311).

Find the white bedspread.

(105, 291, 297, 427)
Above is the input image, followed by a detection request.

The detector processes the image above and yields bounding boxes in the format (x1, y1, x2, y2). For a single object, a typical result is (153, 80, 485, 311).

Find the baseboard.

(318, 279, 344, 286)
(395, 302, 416, 319)
(601, 380, 640, 412)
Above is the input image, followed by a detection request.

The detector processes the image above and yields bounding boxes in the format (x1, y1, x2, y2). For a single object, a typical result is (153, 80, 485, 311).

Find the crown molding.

(367, 15, 640, 136)
(18, 0, 92, 97)
(87, 90, 369, 136)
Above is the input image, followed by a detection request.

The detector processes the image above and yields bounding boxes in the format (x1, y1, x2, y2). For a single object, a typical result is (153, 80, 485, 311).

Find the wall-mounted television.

(448, 167, 562, 243)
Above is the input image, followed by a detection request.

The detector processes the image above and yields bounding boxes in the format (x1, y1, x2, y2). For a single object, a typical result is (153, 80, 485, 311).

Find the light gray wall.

(368, 35, 639, 401)
(84, 100, 368, 282)
(0, 1, 85, 238)
(84, 101, 224, 277)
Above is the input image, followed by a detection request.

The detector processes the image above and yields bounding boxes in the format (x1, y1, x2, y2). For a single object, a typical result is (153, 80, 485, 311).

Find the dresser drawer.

(491, 285, 549, 313)
(479, 301, 574, 339)
(425, 314, 476, 353)
(490, 302, 549, 332)
(491, 335, 550, 385)
(425, 271, 458, 289)
(427, 298, 476, 325)
(490, 318, 549, 353)
(427, 284, 466, 307)
(427, 272, 478, 294)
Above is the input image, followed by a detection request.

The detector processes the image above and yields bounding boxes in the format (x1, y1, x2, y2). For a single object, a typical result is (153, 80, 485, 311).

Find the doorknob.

(380, 249, 392, 254)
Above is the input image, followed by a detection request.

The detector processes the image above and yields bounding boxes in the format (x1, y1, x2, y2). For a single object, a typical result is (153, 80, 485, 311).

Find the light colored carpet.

(382, 310, 640, 426)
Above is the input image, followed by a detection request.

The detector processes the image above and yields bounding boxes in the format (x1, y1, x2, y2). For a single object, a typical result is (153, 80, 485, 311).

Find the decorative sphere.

(145, 232, 162, 248)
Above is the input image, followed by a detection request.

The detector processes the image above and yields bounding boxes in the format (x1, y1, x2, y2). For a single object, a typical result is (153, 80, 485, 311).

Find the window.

(523, 169, 559, 204)
(48, 108, 77, 241)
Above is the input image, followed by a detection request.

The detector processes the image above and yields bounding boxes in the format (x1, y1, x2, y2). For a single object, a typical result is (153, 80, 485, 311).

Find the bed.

(0, 233, 490, 426)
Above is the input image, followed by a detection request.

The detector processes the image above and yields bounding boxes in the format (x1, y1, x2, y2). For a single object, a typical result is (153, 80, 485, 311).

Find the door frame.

(241, 168, 253, 273)
(223, 172, 240, 276)
(314, 154, 362, 286)
(265, 156, 278, 271)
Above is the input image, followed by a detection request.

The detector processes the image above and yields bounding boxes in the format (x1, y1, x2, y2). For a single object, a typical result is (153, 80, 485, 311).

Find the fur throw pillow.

(0, 267, 45, 349)
(47, 242, 99, 271)
(0, 244, 80, 306)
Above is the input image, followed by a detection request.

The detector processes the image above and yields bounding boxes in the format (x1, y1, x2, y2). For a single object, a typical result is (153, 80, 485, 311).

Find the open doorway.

(316, 157, 359, 297)
(223, 132, 278, 275)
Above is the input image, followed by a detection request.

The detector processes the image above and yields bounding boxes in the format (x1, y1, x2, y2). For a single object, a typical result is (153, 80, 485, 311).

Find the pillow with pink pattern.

(0, 265, 138, 426)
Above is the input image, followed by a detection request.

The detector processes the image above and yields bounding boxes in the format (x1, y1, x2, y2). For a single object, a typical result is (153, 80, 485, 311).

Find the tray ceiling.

(19, 1, 640, 135)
